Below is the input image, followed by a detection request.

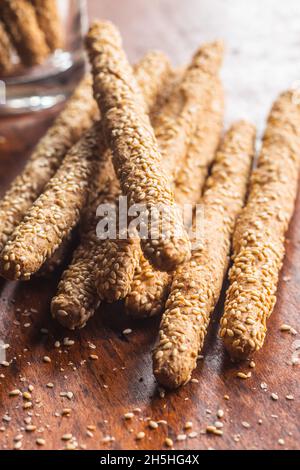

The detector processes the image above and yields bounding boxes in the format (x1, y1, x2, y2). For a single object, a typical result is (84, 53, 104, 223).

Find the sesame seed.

(286, 394, 294, 400)
(43, 356, 51, 363)
(237, 371, 251, 379)
(164, 437, 173, 447)
(36, 438, 45, 446)
(271, 393, 279, 401)
(25, 425, 37, 432)
(123, 329, 132, 335)
(149, 420, 158, 429)
(136, 431, 145, 440)
(241, 421, 251, 429)
(124, 412, 134, 420)
(9, 389, 21, 397)
(184, 421, 193, 430)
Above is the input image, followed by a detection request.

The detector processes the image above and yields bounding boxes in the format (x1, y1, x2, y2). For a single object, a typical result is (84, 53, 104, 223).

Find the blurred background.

(1, 0, 300, 150)
(89, 0, 300, 134)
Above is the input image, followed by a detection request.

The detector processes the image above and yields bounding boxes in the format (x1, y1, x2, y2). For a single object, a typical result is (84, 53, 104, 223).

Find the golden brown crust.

(86, 20, 191, 271)
(0, 20, 13, 75)
(51, 53, 172, 328)
(125, 254, 170, 318)
(95, 55, 175, 303)
(153, 41, 224, 180)
(153, 121, 256, 388)
(1, 0, 49, 66)
(31, 0, 63, 51)
(125, 58, 224, 319)
(0, 76, 97, 253)
(0, 124, 102, 281)
(220, 91, 300, 360)
(174, 80, 224, 210)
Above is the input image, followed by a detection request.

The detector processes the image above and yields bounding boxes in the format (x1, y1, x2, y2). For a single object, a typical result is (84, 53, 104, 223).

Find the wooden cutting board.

(0, 0, 299, 450)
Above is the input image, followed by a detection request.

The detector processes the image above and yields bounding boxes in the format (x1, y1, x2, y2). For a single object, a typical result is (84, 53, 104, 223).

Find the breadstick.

(96, 68, 179, 303)
(36, 233, 75, 277)
(86, 20, 191, 271)
(31, 0, 63, 51)
(51, 52, 172, 328)
(153, 41, 224, 180)
(1, 0, 49, 66)
(125, 254, 170, 318)
(0, 20, 13, 75)
(96, 41, 224, 302)
(174, 80, 224, 210)
(0, 75, 97, 252)
(0, 123, 102, 281)
(125, 66, 224, 318)
(51, 157, 117, 329)
(220, 91, 300, 360)
(153, 121, 256, 388)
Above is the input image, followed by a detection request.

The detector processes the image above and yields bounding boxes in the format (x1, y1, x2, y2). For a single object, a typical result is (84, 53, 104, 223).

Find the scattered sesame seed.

(136, 431, 145, 440)
(61, 434, 73, 441)
(271, 393, 279, 401)
(278, 438, 285, 446)
(149, 420, 158, 429)
(123, 328, 132, 335)
(188, 431, 198, 438)
(164, 437, 173, 447)
(25, 425, 37, 432)
(43, 356, 51, 363)
(241, 421, 251, 429)
(89, 354, 99, 360)
(124, 412, 134, 420)
(286, 394, 294, 400)
(280, 324, 291, 332)
(176, 434, 187, 441)
(36, 438, 45, 446)
(9, 389, 21, 397)
(184, 421, 193, 430)
(237, 371, 251, 379)
(206, 425, 223, 436)
(217, 409, 224, 419)
(23, 392, 32, 400)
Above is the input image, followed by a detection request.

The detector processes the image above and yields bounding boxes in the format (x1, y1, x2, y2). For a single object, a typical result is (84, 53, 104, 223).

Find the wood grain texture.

(0, 0, 299, 450)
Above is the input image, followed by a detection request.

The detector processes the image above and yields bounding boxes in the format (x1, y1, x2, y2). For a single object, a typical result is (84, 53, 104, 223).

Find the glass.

(0, 0, 87, 115)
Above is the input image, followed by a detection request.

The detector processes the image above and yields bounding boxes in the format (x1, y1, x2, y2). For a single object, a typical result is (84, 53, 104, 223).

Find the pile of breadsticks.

(0, 0, 63, 75)
(1, 20, 300, 390)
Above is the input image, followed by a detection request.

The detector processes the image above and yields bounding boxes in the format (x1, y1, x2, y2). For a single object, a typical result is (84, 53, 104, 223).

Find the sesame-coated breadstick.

(30, 0, 63, 51)
(174, 80, 224, 210)
(95, 66, 178, 303)
(1, 0, 49, 66)
(51, 52, 172, 329)
(36, 233, 75, 277)
(125, 254, 170, 318)
(153, 41, 224, 180)
(125, 73, 224, 318)
(0, 123, 102, 281)
(153, 121, 256, 388)
(0, 20, 14, 75)
(219, 91, 300, 360)
(51, 156, 117, 329)
(86, 20, 191, 271)
(96, 41, 224, 302)
(0, 76, 97, 253)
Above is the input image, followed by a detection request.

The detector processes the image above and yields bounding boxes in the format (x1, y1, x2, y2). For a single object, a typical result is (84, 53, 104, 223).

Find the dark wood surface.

(0, 0, 299, 450)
